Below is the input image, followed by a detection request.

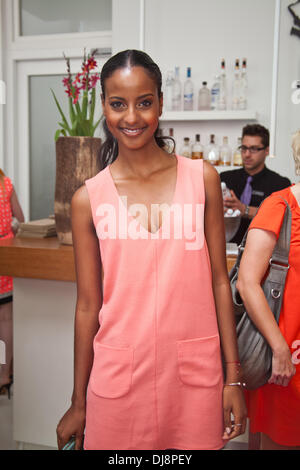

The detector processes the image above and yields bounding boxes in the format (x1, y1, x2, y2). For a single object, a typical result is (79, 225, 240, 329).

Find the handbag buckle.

(269, 258, 290, 270)
(271, 288, 281, 299)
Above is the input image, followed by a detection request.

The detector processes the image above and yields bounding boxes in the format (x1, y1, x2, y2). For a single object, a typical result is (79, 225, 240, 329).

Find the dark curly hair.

(242, 124, 270, 148)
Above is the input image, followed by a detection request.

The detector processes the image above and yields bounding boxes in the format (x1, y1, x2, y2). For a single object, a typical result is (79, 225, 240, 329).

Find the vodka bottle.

(218, 59, 227, 110)
(183, 67, 194, 111)
(172, 66, 182, 111)
(198, 82, 211, 110)
(222, 182, 240, 217)
(165, 71, 174, 111)
(239, 58, 248, 110)
(233, 137, 243, 166)
(211, 75, 220, 110)
(180, 137, 192, 158)
(221, 182, 231, 200)
(192, 134, 204, 159)
(219, 136, 232, 166)
(205, 134, 219, 166)
(232, 59, 240, 110)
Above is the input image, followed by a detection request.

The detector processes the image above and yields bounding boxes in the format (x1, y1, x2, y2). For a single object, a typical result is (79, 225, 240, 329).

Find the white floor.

(0, 387, 248, 451)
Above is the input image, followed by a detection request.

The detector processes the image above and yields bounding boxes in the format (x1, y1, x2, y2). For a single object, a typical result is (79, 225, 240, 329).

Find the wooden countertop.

(0, 237, 76, 282)
(0, 236, 236, 282)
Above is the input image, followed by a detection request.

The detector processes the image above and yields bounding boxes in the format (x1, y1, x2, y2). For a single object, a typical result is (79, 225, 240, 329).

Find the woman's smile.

(119, 126, 147, 137)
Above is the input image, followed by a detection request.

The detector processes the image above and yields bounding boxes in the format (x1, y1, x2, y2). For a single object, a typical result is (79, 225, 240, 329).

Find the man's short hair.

(242, 124, 269, 148)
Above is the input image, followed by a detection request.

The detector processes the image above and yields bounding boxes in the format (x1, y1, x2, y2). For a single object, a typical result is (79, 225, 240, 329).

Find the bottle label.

(184, 93, 193, 101)
(192, 152, 203, 160)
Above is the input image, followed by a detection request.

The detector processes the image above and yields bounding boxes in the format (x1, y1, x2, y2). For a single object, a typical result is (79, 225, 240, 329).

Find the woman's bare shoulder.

(71, 185, 91, 211)
(203, 161, 221, 192)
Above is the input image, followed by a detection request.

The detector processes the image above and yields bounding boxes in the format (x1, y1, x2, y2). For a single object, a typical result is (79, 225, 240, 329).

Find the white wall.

(143, 0, 277, 172)
(113, 0, 298, 183)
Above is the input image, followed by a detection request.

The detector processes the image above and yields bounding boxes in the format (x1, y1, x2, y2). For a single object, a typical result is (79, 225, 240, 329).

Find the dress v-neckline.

(107, 155, 180, 236)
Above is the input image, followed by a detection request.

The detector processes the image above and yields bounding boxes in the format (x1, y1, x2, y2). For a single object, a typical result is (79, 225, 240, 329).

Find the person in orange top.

(237, 130, 300, 450)
(0, 169, 24, 397)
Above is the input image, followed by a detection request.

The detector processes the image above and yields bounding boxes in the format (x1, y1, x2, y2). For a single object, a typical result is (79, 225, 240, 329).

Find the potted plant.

(51, 49, 102, 245)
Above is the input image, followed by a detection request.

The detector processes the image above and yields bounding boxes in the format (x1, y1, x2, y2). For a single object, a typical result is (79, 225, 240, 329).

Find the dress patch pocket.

(177, 335, 222, 388)
(90, 343, 134, 398)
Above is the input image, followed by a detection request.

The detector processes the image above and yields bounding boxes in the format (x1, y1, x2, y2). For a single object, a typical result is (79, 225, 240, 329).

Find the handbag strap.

(270, 198, 292, 266)
(234, 196, 292, 269)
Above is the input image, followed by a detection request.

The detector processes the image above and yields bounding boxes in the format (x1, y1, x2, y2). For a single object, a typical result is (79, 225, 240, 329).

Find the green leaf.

(91, 116, 102, 136)
(51, 89, 71, 134)
(54, 128, 67, 142)
(68, 97, 76, 125)
(82, 91, 88, 120)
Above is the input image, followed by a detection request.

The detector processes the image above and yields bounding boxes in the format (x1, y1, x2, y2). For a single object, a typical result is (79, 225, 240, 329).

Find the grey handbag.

(229, 197, 292, 390)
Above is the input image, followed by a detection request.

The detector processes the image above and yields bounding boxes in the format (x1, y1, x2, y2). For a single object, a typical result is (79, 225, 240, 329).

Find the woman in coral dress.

(56, 50, 247, 450)
(237, 131, 300, 450)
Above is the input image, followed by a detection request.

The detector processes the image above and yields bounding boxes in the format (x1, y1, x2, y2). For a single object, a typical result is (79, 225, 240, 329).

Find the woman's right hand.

(269, 346, 296, 387)
(56, 404, 86, 450)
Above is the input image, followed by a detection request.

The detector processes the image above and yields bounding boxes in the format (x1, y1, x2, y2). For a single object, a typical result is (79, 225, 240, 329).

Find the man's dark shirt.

(220, 166, 291, 245)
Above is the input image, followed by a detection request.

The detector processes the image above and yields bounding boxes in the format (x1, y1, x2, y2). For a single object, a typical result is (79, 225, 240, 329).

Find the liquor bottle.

(222, 182, 240, 217)
(218, 59, 227, 110)
(172, 66, 182, 111)
(166, 128, 176, 153)
(239, 58, 248, 110)
(219, 136, 232, 166)
(198, 82, 211, 111)
(233, 137, 243, 166)
(211, 75, 220, 110)
(232, 59, 240, 110)
(205, 134, 219, 166)
(183, 67, 194, 111)
(180, 137, 192, 158)
(164, 71, 174, 111)
(192, 134, 204, 159)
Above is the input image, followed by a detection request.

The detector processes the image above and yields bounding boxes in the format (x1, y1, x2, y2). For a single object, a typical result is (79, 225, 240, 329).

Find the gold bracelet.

(224, 382, 246, 388)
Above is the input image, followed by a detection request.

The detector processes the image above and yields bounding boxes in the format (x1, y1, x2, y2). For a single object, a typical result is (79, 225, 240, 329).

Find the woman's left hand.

(222, 385, 247, 441)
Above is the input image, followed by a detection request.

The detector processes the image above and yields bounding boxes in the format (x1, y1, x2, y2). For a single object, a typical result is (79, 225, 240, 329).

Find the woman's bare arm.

(57, 185, 103, 449)
(204, 162, 240, 372)
(237, 228, 295, 386)
(203, 161, 247, 439)
(10, 188, 25, 222)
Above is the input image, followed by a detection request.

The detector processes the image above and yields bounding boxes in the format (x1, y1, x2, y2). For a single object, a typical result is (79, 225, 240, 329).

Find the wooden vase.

(54, 136, 101, 245)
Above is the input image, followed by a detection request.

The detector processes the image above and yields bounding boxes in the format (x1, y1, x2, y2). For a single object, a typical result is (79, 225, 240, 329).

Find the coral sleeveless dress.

(84, 155, 224, 450)
(0, 177, 14, 303)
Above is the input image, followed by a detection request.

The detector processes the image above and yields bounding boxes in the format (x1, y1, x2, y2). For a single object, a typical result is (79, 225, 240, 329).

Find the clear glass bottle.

(239, 58, 248, 110)
(218, 59, 227, 110)
(211, 75, 220, 110)
(219, 136, 232, 166)
(164, 71, 174, 111)
(205, 134, 219, 166)
(172, 66, 182, 111)
(180, 137, 192, 158)
(166, 128, 175, 153)
(232, 59, 240, 110)
(183, 67, 194, 111)
(233, 137, 243, 166)
(192, 134, 204, 159)
(198, 81, 211, 111)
